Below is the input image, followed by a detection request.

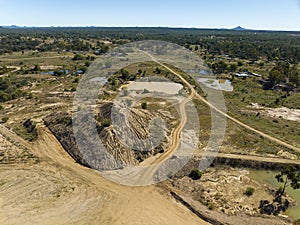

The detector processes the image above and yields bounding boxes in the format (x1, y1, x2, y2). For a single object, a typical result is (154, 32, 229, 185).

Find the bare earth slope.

(0, 125, 210, 225)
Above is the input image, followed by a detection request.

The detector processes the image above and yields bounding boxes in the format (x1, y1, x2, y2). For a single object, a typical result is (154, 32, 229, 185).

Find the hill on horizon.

(232, 26, 247, 31)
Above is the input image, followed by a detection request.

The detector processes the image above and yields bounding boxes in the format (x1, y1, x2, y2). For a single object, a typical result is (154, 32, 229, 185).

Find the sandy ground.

(249, 103, 300, 122)
(0, 125, 210, 225)
(40, 65, 61, 70)
(128, 81, 183, 95)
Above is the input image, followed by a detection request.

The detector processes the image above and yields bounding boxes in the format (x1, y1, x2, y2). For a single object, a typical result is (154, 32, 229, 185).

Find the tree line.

(0, 27, 299, 62)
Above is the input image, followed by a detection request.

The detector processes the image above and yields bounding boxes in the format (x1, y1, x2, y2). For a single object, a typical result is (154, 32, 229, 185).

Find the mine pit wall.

(175, 155, 300, 178)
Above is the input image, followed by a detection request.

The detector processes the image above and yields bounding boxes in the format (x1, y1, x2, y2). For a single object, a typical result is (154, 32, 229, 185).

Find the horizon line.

(1, 25, 300, 32)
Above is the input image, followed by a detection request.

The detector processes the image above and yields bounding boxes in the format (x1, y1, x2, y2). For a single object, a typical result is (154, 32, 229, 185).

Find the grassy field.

(224, 78, 300, 149)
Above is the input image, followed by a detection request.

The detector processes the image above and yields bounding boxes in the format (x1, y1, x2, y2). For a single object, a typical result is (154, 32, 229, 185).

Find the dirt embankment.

(43, 101, 176, 170)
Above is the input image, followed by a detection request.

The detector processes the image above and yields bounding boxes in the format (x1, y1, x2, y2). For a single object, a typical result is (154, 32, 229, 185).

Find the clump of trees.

(1, 27, 300, 61)
(265, 62, 299, 91)
(0, 77, 29, 102)
(120, 69, 136, 81)
(259, 166, 300, 216)
(0, 34, 40, 54)
(275, 165, 300, 198)
(107, 69, 136, 89)
(210, 61, 239, 74)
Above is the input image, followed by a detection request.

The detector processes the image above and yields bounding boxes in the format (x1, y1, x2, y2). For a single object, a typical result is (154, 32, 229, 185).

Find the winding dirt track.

(137, 53, 300, 184)
(0, 125, 210, 225)
(148, 87, 195, 165)
(146, 52, 300, 154)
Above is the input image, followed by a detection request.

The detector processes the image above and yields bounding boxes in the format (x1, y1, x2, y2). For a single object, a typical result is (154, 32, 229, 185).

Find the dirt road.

(146, 52, 300, 153)
(137, 52, 300, 185)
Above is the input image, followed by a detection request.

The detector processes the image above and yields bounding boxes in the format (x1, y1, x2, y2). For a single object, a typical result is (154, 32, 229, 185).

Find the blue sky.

(0, 0, 300, 30)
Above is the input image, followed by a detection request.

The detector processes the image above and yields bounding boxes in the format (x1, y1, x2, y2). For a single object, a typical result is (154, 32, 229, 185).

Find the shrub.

(85, 61, 91, 67)
(12, 89, 24, 99)
(102, 119, 111, 127)
(72, 54, 85, 60)
(208, 203, 215, 210)
(189, 168, 203, 180)
(0, 91, 11, 102)
(244, 187, 255, 197)
(32, 65, 40, 71)
(238, 61, 244, 67)
(141, 102, 147, 110)
(1, 117, 9, 123)
(136, 152, 143, 162)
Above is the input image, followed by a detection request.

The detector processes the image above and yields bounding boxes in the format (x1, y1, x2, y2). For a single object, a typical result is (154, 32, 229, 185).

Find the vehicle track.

(137, 52, 300, 184)
(146, 52, 300, 153)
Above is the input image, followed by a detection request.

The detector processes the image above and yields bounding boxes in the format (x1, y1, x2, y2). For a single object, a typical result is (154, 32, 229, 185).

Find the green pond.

(249, 170, 300, 221)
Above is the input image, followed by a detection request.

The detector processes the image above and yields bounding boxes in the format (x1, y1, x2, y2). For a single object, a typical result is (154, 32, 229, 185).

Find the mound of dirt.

(43, 101, 175, 170)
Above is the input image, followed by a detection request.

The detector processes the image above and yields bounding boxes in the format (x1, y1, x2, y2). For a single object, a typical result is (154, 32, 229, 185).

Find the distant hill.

(0, 25, 32, 28)
(1, 25, 21, 28)
(232, 26, 247, 31)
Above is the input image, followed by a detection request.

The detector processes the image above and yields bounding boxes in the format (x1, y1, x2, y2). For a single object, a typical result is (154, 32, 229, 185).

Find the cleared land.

(0, 125, 210, 225)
